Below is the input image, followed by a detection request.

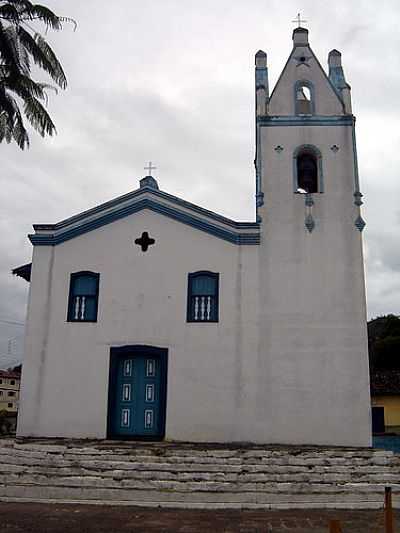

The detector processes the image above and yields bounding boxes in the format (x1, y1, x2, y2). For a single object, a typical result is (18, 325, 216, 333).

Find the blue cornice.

(29, 196, 260, 247)
(257, 115, 354, 127)
(33, 187, 259, 232)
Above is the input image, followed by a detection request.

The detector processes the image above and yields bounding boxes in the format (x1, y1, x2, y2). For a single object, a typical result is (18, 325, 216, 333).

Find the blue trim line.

(329, 65, 350, 91)
(257, 115, 354, 127)
(29, 198, 260, 246)
(255, 124, 264, 210)
(255, 66, 268, 93)
(351, 123, 363, 205)
(33, 187, 259, 233)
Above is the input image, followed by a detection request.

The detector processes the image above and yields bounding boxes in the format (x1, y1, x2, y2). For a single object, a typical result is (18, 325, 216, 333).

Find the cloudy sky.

(1, 0, 399, 368)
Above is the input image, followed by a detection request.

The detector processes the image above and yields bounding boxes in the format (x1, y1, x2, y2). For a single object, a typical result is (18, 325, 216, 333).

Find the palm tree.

(0, 0, 74, 149)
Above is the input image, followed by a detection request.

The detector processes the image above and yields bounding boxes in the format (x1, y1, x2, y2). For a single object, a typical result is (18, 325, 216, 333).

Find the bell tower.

(254, 28, 371, 446)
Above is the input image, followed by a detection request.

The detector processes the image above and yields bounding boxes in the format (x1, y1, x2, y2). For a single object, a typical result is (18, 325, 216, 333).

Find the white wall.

(18, 210, 261, 441)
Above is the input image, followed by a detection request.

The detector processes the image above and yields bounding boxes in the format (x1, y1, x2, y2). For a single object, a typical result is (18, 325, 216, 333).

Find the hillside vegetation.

(368, 314, 400, 371)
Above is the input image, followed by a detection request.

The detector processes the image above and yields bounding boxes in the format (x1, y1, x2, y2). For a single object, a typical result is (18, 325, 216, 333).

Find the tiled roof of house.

(0, 370, 21, 380)
(370, 370, 400, 396)
(12, 263, 31, 282)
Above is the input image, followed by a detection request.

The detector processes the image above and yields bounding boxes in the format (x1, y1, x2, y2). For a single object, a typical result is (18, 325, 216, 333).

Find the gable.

(29, 185, 260, 246)
(268, 31, 344, 116)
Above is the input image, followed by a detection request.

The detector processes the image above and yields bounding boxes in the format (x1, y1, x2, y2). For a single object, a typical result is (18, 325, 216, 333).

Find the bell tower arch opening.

(294, 80, 315, 115)
(293, 145, 323, 194)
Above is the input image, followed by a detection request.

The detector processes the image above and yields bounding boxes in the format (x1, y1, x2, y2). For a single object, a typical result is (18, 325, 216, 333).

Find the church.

(14, 27, 371, 446)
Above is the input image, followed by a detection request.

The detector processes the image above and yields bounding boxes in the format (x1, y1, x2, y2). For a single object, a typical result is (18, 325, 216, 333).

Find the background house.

(371, 370, 400, 434)
(0, 369, 21, 413)
(369, 314, 400, 435)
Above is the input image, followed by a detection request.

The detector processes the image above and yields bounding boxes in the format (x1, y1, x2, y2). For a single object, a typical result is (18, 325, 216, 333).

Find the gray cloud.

(1, 0, 399, 367)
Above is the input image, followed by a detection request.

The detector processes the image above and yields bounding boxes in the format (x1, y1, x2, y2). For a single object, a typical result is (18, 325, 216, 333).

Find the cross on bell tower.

(291, 13, 307, 27)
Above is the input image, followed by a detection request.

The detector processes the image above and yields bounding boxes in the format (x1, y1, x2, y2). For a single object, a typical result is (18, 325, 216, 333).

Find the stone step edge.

(3, 466, 398, 482)
(1, 452, 397, 467)
(2, 457, 397, 472)
(6, 441, 396, 456)
(0, 495, 398, 510)
(2, 445, 397, 461)
(2, 478, 400, 494)
(7, 447, 397, 459)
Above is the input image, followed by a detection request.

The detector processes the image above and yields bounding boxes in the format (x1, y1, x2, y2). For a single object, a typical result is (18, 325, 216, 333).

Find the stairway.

(0, 438, 399, 509)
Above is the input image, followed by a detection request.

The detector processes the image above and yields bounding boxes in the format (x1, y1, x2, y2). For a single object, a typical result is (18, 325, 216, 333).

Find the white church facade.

(14, 28, 371, 446)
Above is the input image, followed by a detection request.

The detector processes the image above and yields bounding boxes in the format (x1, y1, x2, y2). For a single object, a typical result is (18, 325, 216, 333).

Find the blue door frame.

(107, 345, 168, 440)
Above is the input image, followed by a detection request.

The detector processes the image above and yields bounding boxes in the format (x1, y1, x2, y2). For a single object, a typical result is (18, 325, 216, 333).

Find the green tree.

(0, 0, 74, 149)
(368, 314, 400, 370)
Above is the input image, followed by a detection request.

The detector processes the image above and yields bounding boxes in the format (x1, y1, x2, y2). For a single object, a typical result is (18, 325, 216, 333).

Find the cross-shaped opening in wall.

(134, 231, 155, 252)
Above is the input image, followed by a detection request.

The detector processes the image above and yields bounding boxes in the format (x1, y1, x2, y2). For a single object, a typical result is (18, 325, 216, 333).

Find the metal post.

(385, 486, 394, 533)
(329, 519, 342, 533)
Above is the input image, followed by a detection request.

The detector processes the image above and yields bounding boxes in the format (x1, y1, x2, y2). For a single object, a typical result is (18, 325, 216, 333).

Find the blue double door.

(108, 346, 168, 439)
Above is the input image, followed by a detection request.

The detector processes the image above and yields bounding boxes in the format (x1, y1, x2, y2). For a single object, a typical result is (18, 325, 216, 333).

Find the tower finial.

(291, 13, 307, 28)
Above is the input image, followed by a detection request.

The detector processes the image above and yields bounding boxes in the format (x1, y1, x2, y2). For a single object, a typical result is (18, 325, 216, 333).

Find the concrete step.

(0, 439, 399, 509)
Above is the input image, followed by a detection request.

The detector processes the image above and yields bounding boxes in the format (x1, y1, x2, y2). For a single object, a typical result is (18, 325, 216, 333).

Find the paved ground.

(0, 503, 398, 532)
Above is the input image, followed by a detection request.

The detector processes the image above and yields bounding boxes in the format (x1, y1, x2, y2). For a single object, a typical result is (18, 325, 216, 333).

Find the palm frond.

(0, 0, 71, 148)
(20, 4, 62, 30)
(4, 72, 57, 103)
(34, 33, 66, 87)
(0, 89, 29, 148)
(17, 26, 66, 88)
(0, 4, 21, 23)
(0, 22, 30, 74)
(11, 108, 29, 146)
(23, 92, 55, 136)
(1, 0, 35, 8)
(1, 2, 77, 30)
(0, 84, 18, 117)
(0, 111, 13, 143)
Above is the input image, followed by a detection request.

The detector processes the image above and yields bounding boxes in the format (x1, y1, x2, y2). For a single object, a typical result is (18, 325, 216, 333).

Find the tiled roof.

(0, 370, 21, 380)
(370, 370, 400, 396)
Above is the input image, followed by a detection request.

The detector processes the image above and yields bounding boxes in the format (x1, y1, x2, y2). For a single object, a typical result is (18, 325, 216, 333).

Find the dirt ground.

(0, 502, 398, 532)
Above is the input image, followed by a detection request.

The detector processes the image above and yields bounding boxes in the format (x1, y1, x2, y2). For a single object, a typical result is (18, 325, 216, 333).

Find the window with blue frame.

(187, 271, 219, 322)
(67, 271, 100, 322)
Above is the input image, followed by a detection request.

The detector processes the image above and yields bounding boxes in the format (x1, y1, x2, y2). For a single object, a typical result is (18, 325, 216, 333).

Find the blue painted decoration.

(305, 213, 315, 233)
(355, 215, 366, 232)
